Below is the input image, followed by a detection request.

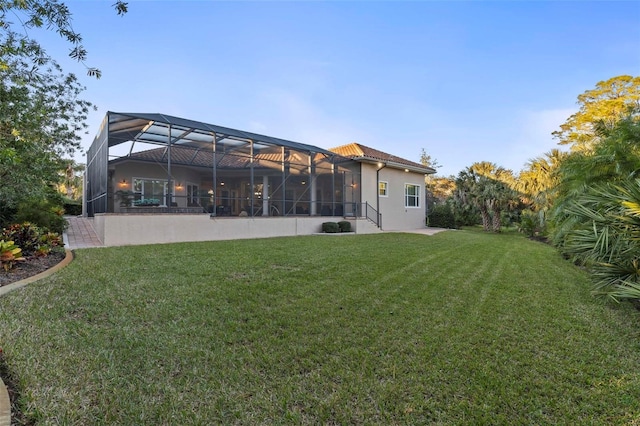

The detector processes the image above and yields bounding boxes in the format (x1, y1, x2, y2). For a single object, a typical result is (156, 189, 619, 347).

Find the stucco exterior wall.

(359, 163, 426, 231)
(113, 162, 207, 212)
(92, 214, 379, 247)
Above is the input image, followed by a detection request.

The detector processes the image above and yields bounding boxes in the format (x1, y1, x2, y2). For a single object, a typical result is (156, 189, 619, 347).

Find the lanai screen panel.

(85, 115, 109, 215)
(88, 112, 357, 216)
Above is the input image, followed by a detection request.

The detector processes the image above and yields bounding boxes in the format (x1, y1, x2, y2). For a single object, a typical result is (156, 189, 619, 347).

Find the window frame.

(133, 177, 174, 206)
(404, 183, 421, 208)
(378, 181, 388, 197)
(186, 182, 199, 205)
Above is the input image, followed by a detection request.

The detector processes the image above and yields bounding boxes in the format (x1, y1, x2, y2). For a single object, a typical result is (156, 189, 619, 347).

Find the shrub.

(322, 222, 340, 233)
(0, 204, 17, 231)
(518, 209, 546, 238)
(63, 201, 82, 216)
(36, 232, 64, 257)
(2, 223, 42, 256)
(1, 222, 61, 257)
(0, 240, 25, 271)
(337, 221, 351, 232)
(427, 204, 457, 228)
(15, 198, 67, 234)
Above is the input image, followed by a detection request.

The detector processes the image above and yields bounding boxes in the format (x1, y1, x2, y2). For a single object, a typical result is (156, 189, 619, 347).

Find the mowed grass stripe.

(0, 231, 639, 424)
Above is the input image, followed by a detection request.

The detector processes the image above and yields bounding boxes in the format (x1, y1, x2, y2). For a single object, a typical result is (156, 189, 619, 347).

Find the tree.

(513, 149, 567, 236)
(0, 1, 127, 229)
(0, 0, 128, 78)
(57, 159, 85, 200)
(0, 54, 91, 220)
(454, 168, 487, 230)
(454, 162, 516, 232)
(554, 177, 640, 302)
(549, 112, 640, 253)
(427, 175, 456, 203)
(419, 148, 441, 170)
(516, 149, 566, 212)
(552, 75, 640, 152)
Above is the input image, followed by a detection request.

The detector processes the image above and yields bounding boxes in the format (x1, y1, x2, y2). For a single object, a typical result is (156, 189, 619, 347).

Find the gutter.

(356, 156, 436, 175)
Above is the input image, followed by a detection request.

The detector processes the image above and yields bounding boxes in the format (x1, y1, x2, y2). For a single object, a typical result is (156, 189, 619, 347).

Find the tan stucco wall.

(360, 163, 426, 231)
(92, 214, 379, 246)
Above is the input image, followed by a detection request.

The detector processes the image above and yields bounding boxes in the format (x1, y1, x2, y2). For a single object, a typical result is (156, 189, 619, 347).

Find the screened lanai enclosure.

(86, 112, 362, 218)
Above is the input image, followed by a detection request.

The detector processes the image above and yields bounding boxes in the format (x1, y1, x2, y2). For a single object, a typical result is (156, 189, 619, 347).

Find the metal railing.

(363, 202, 381, 228)
(343, 202, 381, 228)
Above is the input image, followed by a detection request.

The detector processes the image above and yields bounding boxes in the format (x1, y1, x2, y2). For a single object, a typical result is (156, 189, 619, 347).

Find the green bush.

(0, 204, 17, 231)
(1, 222, 63, 257)
(518, 209, 546, 238)
(427, 204, 457, 228)
(337, 221, 351, 232)
(63, 201, 82, 216)
(0, 239, 25, 271)
(2, 222, 43, 256)
(15, 198, 67, 234)
(322, 222, 340, 233)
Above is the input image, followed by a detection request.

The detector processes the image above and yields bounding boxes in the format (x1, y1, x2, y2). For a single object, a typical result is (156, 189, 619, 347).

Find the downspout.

(376, 163, 387, 228)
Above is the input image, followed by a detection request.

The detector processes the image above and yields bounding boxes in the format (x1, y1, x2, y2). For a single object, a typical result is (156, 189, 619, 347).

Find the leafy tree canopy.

(0, 0, 127, 78)
(553, 75, 640, 152)
(0, 1, 127, 220)
(549, 113, 640, 257)
(419, 148, 440, 171)
(455, 162, 516, 232)
(515, 149, 567, 212)
(427, 176, 456, 202)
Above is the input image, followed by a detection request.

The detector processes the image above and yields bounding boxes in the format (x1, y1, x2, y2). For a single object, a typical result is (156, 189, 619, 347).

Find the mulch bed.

(0, 251, 67, 287)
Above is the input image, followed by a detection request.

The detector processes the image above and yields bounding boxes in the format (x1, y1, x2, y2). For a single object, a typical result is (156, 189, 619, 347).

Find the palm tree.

(58, 159, 85, 200)
(547, 113, 640, 301)
(549, 114, 640, 251)
(514, 149, 567, 237)
(559, 179, 640, 301)
(515, 149, 566, 212)
(455, 162, 517, 232)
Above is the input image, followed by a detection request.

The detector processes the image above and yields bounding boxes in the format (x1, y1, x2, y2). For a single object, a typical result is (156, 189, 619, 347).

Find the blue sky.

(38, 1, 640, 176)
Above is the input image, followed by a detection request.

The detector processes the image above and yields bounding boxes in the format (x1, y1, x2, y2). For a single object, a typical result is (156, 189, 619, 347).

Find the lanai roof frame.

(106, 111, 337, 159)
(86, 111, 352, 216)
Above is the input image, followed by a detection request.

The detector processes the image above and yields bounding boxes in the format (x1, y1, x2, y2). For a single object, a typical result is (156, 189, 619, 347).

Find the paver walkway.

(63, 216, 103, 249)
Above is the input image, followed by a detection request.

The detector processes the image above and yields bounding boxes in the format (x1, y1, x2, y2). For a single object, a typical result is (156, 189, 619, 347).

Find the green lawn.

(1, 230, 639, 424)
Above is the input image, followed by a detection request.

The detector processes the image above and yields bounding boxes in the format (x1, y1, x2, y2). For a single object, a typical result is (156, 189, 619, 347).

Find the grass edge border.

(0, 249, 74, 298)
(0, 376, 8, 426)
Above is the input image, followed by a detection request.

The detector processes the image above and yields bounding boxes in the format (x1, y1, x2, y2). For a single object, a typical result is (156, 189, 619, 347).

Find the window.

(133, 178, 169, 205)
(187, 183, 199, 205)
(404, 183, 420, 208)
(379, 181, 388, 197)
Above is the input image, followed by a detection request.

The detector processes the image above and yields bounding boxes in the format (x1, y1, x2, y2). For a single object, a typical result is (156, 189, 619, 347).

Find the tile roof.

(111, 146, 335, 170)
(110, 142, 434, 174)
(329, 143, 434, 172)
